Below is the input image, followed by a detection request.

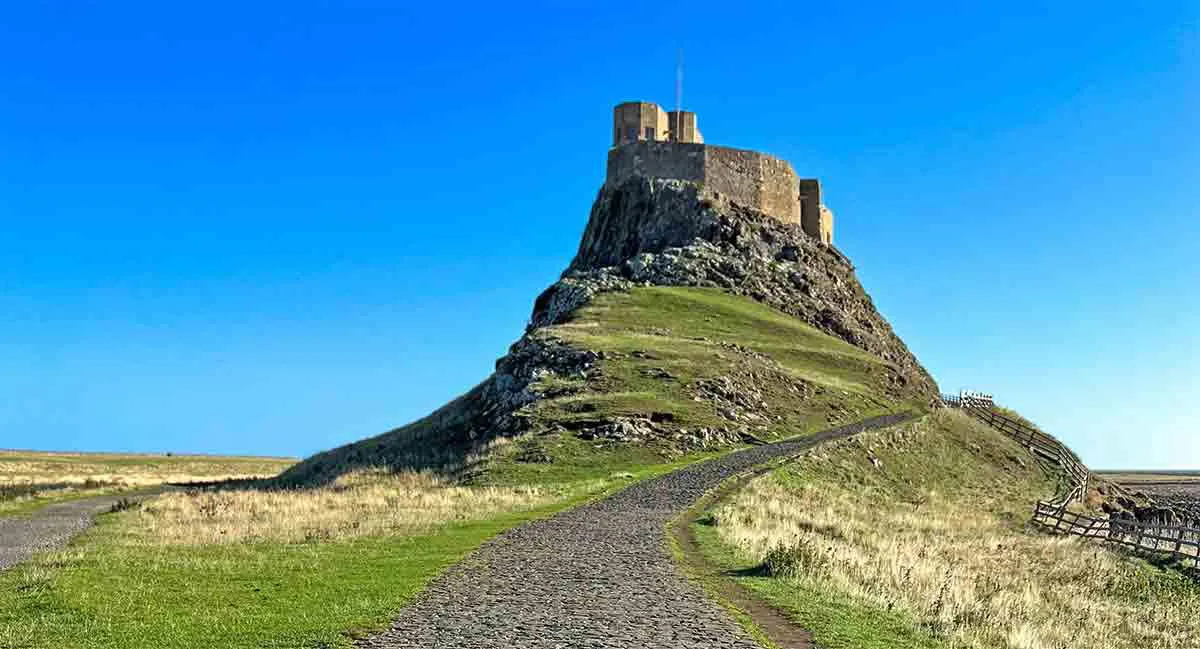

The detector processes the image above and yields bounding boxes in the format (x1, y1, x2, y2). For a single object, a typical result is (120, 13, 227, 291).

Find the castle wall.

(606, 141, 706, 186)
(606, 142, 801, 224)
(753, 154, 801, 224)
(702, 146, 800, 224)
(703, 146, 763, 210)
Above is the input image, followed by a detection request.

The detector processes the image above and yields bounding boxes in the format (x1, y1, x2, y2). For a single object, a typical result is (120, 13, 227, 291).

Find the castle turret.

(612, 102, 669, 146)
(667, 110, 703, 143)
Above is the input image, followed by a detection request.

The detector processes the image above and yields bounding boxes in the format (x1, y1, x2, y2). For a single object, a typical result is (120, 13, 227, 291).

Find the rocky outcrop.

(533, 177, 938, 397)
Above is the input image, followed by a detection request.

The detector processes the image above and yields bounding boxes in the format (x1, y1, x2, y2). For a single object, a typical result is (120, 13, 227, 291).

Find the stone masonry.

(607, 101, 833, 244)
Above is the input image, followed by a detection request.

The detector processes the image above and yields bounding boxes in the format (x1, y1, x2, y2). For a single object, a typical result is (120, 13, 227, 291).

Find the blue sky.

(1, 2, 1196, 469)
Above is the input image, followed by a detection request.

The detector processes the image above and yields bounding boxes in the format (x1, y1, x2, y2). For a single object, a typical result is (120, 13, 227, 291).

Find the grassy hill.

(281, 287, 930, 487)
(694, 410, 1200, 649)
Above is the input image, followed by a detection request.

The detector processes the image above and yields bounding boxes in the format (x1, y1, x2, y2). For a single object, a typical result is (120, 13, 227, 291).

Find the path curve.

(360, 413, 911, 648)
(0, 492, 157, 571)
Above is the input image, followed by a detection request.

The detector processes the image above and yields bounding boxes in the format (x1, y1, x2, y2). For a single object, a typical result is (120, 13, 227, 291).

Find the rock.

(528, 177, 937, 398)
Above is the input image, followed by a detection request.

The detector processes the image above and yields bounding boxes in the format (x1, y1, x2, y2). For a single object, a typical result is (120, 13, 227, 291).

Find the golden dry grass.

(123, 468, 559, 545)
(712, 411, 1200, 649)
(0, 450, 297, 512)
(0, 450, 295, 486)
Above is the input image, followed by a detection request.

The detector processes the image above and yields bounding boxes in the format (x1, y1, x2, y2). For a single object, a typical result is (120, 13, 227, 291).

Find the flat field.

(0, 449, 296, 515)
(1099, 471, 1200, 520)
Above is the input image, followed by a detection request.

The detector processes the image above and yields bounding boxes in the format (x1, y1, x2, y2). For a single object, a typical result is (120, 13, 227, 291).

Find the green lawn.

(0, 511, 531, 649)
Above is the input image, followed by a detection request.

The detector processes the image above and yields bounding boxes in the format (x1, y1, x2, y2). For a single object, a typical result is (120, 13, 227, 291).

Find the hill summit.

(281, 115, 937, 486)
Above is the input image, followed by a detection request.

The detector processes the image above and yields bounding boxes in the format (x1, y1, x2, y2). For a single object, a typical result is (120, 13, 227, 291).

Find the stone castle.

(606, 101, 833, 245)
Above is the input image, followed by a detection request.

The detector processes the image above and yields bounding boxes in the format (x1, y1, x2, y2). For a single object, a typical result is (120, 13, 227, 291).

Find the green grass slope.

(696, 410, 1200, 649)
(282, 287, 929, 486)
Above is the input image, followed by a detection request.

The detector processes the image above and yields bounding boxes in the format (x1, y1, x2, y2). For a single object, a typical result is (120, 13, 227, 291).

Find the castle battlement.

(605, 102, 833, 246)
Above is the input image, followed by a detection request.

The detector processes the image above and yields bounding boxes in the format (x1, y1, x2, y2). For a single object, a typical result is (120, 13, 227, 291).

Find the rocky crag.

(535, 177, 934, 389)
(280, 177, 937, 485)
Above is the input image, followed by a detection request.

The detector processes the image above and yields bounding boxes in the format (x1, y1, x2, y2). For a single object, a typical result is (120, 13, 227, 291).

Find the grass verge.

(694, 410, 1200, 649)
(0, 454, 715, 648)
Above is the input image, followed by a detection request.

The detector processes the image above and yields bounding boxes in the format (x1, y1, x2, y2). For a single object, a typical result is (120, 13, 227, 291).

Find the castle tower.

(797, 179, 834, 246)
(667, 111, 703, 143)
(612, 102, 669, 146)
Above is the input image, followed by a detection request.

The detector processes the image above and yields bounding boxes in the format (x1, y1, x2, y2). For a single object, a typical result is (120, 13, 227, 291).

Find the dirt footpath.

(0, 493, 153, 571)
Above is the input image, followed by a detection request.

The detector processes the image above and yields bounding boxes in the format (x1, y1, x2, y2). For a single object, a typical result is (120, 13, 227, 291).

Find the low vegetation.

(128, 469, 552, 545)
(0, 450, 295, 515)
(698, 410, 1200, 649)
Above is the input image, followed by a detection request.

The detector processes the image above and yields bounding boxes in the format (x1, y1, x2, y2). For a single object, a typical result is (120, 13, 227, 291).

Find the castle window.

(644, 126, 655, 140)
(626, 126, 638, 142)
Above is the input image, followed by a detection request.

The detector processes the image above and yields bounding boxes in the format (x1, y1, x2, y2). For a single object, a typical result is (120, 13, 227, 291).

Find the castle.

(606, 101, 833, 246)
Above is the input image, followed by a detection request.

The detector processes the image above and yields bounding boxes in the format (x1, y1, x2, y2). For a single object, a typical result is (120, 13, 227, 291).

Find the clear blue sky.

(1, 2, 1196, 469)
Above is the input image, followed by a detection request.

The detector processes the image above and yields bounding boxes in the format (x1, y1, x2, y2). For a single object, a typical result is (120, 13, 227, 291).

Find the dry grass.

(0, 450, 296, 486)
(123, 468, 559, 545)
(0, 450, 297, 512)
(712, 411, 1200, 649)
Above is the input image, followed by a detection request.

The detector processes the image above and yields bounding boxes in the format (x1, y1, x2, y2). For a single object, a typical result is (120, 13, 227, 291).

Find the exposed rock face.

(533, 177, 938, 397)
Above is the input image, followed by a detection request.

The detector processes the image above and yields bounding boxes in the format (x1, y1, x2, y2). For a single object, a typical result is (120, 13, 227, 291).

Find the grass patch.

(485, 287, 923, 485)
(0, 508, 546, 649)
(0, 450, 296, 515)
(691, 521, 946, 649)
(696, 410, 1200, 649)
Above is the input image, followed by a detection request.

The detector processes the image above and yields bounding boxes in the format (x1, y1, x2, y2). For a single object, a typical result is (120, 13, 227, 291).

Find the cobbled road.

(0, 492, 157, 572)
(360, 413, 911, 649)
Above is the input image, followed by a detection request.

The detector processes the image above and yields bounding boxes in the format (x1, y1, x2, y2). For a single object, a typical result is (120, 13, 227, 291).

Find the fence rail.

(940, 391, 1200, 574)
(1033, 501, 1200, 569)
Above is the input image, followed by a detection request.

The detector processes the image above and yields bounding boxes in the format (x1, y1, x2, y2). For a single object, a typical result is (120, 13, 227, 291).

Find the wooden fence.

(963, 407, 1090, 505)
(941, 393, 1200, 573)
(1033, 501, 1200, 570)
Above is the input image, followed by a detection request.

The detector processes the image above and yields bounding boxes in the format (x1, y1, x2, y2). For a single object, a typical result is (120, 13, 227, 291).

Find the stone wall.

(606, 141, 801, 225)
(748, 153, 801, 225)
(606, 141, 706, 186)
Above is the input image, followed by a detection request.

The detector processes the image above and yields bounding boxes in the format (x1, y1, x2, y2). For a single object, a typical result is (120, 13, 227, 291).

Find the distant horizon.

(0, 447, 298, 460)
(2, 2, 1196, 469)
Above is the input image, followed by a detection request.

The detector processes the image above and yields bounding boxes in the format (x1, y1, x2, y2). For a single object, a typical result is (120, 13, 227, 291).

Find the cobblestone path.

(359, 413, 911, 648)
(0, 493, 158, 571)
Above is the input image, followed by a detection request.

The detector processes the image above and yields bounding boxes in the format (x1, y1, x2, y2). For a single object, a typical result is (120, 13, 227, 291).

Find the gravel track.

(0, 492, 155, 571)
(360, 413, 912, 649)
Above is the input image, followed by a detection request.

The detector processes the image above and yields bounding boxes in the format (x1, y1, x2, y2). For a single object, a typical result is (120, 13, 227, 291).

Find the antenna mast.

(674, 49, 683, 141)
